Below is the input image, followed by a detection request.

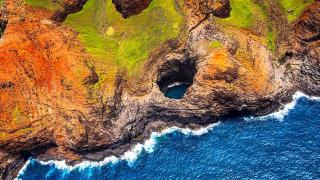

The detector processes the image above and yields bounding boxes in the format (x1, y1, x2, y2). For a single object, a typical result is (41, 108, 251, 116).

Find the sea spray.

(17, 122, 221, 178)
(17, 91, 320, 178)
(244, 91, 320, 122)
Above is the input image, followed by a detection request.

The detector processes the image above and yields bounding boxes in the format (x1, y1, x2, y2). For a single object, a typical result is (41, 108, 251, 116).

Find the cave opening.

(157, 59, 196, 99)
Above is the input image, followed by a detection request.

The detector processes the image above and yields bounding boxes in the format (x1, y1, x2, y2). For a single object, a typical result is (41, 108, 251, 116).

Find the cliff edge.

(0, 0, 319, 178)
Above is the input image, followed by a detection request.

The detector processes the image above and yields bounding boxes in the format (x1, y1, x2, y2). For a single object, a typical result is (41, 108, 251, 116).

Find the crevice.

(0, 19, 8, 38)
(188, 0, 231, 33)
(302, 33, 320, 42)
(107, 70, 125, 119)
(83, 65, 99, 85)
(0, 81, 14, 89)
(189, 13, 210, 33)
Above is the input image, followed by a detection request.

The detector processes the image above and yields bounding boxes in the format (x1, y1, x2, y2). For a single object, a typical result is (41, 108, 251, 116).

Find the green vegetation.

(220, 0, 276, 52)
(218, 0, 266, 29)
(285, 63, 292, 72)
(224, 0, 312, 26)
(0, 127, 32, 140)
(25, 0, 58, 10)
(254, 1, 276, 52)
(267, 28, 276, 53)
(12, 106, 22, 124)
(210, 41, 222, 48)
(0, 0, 3, 7)
(65, 0, 184, 75)
(279, 0, 313, 22)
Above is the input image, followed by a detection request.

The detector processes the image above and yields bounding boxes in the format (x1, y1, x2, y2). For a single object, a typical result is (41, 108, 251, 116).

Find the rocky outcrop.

(291, 1, 320, 96)
(51, 0, 89, 22)
(0, 151, 25, 180)
(294, 1, 320, 42)
(0, 0, 319, 179)
(198, 0, 230, 18)
(112, 0, 153, 18)
(184, 0, 231, 30)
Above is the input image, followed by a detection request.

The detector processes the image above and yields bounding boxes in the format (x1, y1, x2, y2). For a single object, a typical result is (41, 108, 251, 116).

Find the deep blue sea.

(18, 93, 320, 179)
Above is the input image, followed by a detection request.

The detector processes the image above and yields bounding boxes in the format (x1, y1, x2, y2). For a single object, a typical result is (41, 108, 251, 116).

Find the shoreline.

(17, 91, 320, 178)
(2, 1, 320, 179)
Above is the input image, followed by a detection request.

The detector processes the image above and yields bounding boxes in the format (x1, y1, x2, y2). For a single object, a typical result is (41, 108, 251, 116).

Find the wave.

(244, 91, 320, 122)
(17, 91, 320, 178)
(17, 122, 221, 177)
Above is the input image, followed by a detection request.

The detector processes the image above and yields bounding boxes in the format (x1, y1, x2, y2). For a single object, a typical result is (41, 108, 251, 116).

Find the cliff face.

(0, 0, 319, 178)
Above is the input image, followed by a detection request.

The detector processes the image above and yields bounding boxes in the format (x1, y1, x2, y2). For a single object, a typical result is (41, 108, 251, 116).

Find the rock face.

(290, 1, 320, 95)
(0, 151, 25, 180)
(0, 0, 319, 179)
(51, 0, 89, 22)
(112, 0, 153, 18)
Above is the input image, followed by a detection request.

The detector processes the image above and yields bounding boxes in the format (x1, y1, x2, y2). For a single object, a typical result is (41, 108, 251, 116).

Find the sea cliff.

(0, 0, 319, 179)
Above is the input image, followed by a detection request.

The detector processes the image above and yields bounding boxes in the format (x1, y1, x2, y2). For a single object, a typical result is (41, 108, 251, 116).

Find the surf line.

(17, 91, 320, 176)
(244, 91, 320, 122)
(17, 122, 221, 175)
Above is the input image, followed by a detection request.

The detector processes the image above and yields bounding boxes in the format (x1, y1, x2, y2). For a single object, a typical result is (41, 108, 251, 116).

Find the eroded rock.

(51, 0, 89, 22)
(0, 0, 320, 179)
(294, 1, 320, 42)
(112, 0, 153, 18)
(0, 151, 25, 180)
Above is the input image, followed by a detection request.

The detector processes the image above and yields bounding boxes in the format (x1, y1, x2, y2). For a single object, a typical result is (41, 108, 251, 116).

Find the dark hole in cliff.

(0, 20, 8, 38)
(157, 59, 196, 99)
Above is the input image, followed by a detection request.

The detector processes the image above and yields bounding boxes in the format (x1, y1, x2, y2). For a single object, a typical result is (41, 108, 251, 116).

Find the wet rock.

(0, 151, 25, 180)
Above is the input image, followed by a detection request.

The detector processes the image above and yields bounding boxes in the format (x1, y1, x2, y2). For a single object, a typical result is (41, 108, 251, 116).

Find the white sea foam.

(17, 122, 221, 178)
(244, 91, 320, 122)
(17, 91, 320, 178)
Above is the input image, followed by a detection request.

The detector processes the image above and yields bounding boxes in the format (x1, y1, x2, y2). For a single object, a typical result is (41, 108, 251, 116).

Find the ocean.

(17, 92, 320, 179)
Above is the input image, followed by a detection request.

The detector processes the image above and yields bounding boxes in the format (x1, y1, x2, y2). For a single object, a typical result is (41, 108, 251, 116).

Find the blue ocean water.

(164, 84, 190, 99)
(18, 95, 320, 179)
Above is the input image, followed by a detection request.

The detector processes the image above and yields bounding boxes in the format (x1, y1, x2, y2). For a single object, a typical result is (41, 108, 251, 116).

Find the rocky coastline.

(0, 0, 319, 179)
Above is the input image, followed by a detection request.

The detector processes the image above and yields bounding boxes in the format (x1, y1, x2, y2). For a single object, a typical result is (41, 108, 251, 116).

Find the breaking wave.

(17, 122, 221, 177)
(17, 91, 320, 179)
(245, 91, 320, 122)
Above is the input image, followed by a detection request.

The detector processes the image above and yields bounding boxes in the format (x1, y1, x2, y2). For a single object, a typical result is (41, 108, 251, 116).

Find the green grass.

(25, 0, 57, 10)
(218, 0, 266, 29)
(279, 0, 313, 22)
(267, 29, 276, 53)
(254, 1, 276, 52)
(219, 0, 277, 52)
(65, 0, 184, 75)
(210, 41, 222, 48)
